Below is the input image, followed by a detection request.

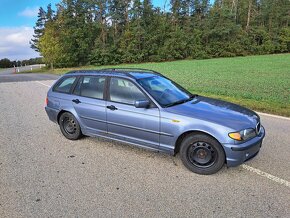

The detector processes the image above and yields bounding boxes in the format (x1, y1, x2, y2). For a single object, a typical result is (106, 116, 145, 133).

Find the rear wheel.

(180, 133, 225, 175)
(59, 112, 82, 140)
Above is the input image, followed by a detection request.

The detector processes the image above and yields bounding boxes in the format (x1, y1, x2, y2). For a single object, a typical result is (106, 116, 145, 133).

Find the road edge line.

(241, 164, 290, 188)
(35, 81, 51, 88)
(256, 112, 290, 121)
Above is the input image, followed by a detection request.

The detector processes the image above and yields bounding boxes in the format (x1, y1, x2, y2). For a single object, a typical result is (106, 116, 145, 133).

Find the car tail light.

(45, 97, 48, 106)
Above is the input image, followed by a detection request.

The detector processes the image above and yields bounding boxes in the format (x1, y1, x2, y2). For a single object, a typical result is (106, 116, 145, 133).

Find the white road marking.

(35, 81, 51, 88)
(242, 164, 290, 188)
(257, 112, 290, 121)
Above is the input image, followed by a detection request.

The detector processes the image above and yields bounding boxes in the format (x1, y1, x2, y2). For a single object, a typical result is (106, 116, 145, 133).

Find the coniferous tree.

(30, 7, 47, 52)
(32, 0, 290, 67)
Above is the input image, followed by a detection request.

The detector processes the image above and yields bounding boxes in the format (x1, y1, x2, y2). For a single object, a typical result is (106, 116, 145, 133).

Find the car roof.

(65, 68, 162, 80)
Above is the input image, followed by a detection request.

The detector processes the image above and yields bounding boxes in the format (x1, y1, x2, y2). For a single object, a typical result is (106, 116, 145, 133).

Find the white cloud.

(18, 7, 39, 18)
(0, 27, 40, 60)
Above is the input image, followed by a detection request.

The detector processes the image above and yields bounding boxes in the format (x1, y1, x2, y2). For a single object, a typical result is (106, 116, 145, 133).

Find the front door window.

(109, 78, 147, 105)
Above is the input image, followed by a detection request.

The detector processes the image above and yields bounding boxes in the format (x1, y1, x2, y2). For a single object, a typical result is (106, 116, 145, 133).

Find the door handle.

(107, 105, 118, 111)
(72, 99, 81, 104)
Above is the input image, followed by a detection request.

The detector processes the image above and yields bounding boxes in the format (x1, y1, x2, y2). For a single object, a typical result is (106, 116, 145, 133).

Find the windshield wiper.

(189, 94, 198, 99)
(164, 94, 198, 108)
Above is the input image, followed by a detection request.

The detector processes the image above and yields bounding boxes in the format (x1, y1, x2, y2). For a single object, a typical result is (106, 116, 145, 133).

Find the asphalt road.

(0, 65, 58, 83)
(0, 73, 59, 83)
(0, 75, 289, 217)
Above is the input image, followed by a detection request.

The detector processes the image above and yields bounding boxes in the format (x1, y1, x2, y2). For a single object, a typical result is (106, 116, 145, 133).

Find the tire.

(59, 112, 82, 140)
(180, 133, 225, 175)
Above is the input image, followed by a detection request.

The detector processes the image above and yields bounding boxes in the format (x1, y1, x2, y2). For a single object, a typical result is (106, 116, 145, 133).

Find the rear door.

(106, 77, 160, 149)
(71, 75, 107, 136)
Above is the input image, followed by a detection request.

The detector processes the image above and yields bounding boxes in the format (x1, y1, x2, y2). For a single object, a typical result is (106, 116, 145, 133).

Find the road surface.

(0, 65, 57, 83)
(0, 65, 58, 83)
(0, 75, 289, 217)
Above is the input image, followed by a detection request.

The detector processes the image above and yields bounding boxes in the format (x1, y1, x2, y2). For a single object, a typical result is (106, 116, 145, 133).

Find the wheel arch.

(57, 110, 69, 124)
(174, 130, 224, 155)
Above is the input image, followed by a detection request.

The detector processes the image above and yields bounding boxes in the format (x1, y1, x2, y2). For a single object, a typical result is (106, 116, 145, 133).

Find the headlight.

(229, 128, 256, 141)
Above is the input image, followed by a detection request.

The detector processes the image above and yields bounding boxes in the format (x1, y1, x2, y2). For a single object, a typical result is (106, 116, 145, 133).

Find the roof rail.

(66, 69, 134, 78)
(101, 68, 162, 75)
(66, 68, 162, 78)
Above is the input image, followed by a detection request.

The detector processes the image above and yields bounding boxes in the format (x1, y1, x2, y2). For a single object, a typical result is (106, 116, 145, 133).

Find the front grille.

(256, 122, 261, 135)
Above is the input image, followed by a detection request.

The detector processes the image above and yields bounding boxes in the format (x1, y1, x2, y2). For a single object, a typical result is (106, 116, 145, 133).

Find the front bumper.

(223, 126, 265, 167)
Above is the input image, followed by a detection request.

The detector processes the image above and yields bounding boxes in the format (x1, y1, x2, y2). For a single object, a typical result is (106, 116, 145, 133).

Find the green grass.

(27, 54, 290, 117)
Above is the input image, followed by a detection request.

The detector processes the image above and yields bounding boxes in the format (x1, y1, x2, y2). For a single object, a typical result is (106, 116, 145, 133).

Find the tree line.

(31, 0, 290, 68)
(0, 58, 43, 69)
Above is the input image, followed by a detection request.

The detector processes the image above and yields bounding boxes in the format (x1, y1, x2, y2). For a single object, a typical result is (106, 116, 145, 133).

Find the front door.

(106, 77, 160, 149)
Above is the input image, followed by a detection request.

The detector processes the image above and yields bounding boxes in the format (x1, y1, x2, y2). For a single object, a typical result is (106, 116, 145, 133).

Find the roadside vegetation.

(28, 54, 290, 117)
(24, 0, 290, 116)
(31, 0, 290, 68)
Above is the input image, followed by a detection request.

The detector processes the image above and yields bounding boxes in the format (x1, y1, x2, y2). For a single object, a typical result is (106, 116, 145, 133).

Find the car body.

(45, 68, 265, 174)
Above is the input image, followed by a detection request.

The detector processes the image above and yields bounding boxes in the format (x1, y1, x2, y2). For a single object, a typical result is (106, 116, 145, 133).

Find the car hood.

(164, 96, 259, 130)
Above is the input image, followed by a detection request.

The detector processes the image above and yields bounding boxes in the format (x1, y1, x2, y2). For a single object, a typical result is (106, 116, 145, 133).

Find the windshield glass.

(137, 76, 194, 107)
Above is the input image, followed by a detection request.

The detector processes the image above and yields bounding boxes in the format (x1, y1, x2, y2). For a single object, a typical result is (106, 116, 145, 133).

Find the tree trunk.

(100, 3, 106, 44)
(246, 0, 252, 31)
(231, 0, 238, 23)
(125, 0, 129, 28)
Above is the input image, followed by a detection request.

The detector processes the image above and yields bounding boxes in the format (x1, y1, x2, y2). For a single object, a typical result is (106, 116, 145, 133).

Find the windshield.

(137, 76, 195, 107)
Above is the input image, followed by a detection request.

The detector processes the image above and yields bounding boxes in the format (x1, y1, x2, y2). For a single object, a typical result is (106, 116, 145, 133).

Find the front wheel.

(180, 133, 225, 175)
(59, 112, 82, 140)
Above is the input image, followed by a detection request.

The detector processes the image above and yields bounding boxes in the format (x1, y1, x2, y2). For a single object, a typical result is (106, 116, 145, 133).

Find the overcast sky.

(0, 0, 166, 61)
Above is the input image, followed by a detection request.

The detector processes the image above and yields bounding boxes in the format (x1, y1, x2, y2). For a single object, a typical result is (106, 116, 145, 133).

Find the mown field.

(31, 54, 290, 117)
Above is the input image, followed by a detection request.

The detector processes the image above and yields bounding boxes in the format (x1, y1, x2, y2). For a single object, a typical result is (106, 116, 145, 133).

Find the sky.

(0, 0, 166, 61)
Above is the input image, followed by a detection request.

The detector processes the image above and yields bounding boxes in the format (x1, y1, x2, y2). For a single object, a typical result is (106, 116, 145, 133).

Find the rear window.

(53, 77, 77, 94)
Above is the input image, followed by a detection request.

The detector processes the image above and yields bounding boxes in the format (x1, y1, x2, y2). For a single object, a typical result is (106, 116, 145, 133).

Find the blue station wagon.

(45, 68, 265, 174)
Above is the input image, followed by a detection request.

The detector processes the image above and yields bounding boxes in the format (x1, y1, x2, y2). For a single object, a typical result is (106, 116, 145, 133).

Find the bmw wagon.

(45, 68, 265, 175)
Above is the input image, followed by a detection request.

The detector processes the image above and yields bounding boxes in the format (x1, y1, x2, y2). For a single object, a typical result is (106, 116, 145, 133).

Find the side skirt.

(83, 131, 174, 155)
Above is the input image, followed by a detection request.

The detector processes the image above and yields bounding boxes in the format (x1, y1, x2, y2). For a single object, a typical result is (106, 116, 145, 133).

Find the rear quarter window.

(53, 76, 77, 94)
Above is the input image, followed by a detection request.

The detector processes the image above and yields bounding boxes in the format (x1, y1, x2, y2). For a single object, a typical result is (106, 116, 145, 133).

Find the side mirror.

(134, 100, 150, 108)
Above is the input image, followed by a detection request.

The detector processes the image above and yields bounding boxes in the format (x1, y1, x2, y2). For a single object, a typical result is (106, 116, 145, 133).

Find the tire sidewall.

(59, 112, 82, 140)
(180, 133, 225, 175)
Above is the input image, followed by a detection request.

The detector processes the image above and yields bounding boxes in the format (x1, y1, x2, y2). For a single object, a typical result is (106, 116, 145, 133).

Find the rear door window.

(54, 76, 77, 94)
(73, 76, 106, 99)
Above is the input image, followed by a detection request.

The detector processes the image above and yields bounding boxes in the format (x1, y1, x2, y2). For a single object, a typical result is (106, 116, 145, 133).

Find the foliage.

(0, 58, 12, 68)
(31, 0, 290, 67)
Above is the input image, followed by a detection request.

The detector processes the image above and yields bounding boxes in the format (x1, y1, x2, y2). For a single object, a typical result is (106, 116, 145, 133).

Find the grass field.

(29, 54, 290, 117)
